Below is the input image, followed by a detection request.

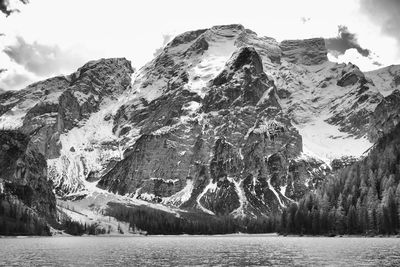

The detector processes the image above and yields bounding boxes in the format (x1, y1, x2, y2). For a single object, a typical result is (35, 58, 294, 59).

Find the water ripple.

(0, 235, 400, 266)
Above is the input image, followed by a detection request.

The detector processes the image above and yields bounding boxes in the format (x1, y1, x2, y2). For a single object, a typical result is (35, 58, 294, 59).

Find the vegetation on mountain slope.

(0, 130, 56, 235)
(279, 122, 400, 236)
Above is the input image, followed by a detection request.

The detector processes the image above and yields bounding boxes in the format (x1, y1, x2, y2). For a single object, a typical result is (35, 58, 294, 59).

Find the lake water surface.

(1, 234, 400, 266)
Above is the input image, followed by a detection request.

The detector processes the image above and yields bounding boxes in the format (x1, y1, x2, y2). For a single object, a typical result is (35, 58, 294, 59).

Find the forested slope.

(280, 122, 400, 235)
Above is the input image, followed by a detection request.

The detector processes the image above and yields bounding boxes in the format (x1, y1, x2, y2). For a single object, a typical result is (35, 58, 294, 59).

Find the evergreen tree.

(347, 205, 357, 234)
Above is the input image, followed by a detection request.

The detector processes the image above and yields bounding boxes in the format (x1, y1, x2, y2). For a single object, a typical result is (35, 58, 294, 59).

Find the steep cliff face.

(279, 38, 328, 65)
(99, 44, 303, 216)
(0, 130, 57, 223)
(0, 58, 134, 195)
(46, 58, 134, 195)
(368, 90, 400, 142)
(1, 24, 400, 219)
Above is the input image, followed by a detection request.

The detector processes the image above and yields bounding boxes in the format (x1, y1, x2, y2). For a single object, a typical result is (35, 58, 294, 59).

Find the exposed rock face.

(273, 57, 383, 144)
(279, 38, 328, 65)
(169, 29, 208, 48)
(365, 65, 400, 97)
(337, 63, 367, 87)
(368, 90, 400, 142)
(0, 130, 57, 222)
(327, 68, 382, 138)
(206, 46, 277, 110)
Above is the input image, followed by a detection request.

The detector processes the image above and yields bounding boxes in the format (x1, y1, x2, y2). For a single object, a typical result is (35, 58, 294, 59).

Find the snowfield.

(295, 117, 372, 164)
(185, 33, 238, 98)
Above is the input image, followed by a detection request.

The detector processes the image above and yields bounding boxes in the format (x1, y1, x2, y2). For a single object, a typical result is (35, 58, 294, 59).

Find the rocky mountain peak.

(167, 29, 208, 49)
(69, 57, 134, 91)
(228, 46, 264, 73)
(75, 57, 133, 73)
(211, 46, 264, 86)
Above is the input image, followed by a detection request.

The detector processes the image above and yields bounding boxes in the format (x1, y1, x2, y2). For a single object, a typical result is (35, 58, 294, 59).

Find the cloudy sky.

(0, 0, 399, 90)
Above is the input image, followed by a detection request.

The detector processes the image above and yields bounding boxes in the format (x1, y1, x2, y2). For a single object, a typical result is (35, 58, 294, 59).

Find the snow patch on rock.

(197, 180, 218, 215)
(227, 177, 248, 218)
(185, 35, 237, 98)
(48, 96, 130, 194)
(267, 178, 284, 208)
(163, 179, 194, 206)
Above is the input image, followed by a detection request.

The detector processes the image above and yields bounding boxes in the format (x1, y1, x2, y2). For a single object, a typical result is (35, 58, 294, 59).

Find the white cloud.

(328, 49, 381, 71)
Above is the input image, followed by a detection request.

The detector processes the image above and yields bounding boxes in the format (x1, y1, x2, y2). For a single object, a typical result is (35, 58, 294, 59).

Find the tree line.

(0, 194, 50, 236)
(106, 202, 277, 235)
(60, 219, 108, 236)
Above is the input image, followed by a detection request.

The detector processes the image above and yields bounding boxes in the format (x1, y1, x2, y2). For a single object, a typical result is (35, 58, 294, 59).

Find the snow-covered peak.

(131, 24, 283, 103)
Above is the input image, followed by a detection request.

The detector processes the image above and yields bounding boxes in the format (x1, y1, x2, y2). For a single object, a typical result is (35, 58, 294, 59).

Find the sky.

(0, 0, 399, 90)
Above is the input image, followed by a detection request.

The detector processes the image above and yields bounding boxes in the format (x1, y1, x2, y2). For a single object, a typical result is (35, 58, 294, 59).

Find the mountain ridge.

(1, 24, 400, 232)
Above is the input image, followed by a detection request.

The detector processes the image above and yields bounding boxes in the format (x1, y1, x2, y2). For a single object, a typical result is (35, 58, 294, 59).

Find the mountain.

(0, 58, 134, 194)
(1, 24, 400, 232)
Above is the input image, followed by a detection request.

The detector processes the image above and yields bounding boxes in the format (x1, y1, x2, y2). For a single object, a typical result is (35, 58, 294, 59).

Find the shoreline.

(2, 232, 400, 238)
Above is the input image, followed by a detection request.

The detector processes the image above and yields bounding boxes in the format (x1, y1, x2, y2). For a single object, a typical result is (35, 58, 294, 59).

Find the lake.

(1, 234, 400, 266)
